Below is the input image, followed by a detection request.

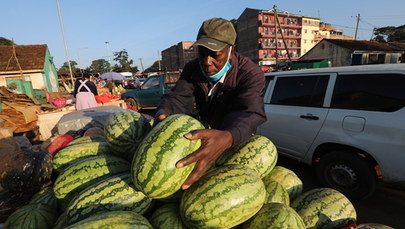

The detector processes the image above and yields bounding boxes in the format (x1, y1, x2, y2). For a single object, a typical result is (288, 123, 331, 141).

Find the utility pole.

(354, 14, 360, 40)
(56, 0, 74, 85)
(157, 50, 161, 72)
(138, 58, 144, 72)
(273, 5, 278, 71)
(274, 6, 292, 62)
(105, 41, 113, 72)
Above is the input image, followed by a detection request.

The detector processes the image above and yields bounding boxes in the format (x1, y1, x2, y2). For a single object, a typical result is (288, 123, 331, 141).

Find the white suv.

(258, 63, 405, 199)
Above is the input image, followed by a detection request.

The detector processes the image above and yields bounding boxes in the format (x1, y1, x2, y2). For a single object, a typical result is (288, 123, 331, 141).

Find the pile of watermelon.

(3, 110, 394, 229)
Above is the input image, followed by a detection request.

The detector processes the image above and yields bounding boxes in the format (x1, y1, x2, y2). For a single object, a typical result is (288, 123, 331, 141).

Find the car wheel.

(125, 98, 139, 111)
(316, 150, 377, 200)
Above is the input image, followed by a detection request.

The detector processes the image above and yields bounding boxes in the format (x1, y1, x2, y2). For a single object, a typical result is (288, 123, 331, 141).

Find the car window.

(142, 77, 160, 89)
(331, 74, 405, 112)
(270, 75, 329, 107)
(164, 74, 180, 89)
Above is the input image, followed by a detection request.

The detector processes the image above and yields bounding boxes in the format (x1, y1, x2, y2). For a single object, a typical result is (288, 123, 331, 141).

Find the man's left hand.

(176, 129, 233, 190)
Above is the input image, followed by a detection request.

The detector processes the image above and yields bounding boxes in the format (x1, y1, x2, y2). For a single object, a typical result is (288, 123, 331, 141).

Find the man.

(155, 17, 267, 189)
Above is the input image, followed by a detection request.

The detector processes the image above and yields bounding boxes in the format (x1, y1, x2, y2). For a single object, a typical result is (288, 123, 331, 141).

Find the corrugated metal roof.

(388, 42, 405, 49)
(324, 39, 403, 51)
(0, 44, 47, 72)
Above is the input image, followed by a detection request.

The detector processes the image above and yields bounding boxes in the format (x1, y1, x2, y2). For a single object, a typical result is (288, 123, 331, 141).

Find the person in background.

(106, 80, 114, 94)
(73, 75, 98, 110)
(155, 17, 267, 189)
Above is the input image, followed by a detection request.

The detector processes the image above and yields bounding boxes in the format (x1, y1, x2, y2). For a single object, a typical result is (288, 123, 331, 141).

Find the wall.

(299, 41, 351, 66)
(301, 17, 320, 55)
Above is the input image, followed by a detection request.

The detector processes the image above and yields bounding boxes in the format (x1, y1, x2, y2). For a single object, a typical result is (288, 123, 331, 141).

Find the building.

(237, 8, 302, 66)
(302, 21, 354, 56)
(0, 44, 59, 101)
(299, 39, 403, 66)
(161, 41, 198, 71)
(388, 42, 405, 62)
(236, 8, 354, 66)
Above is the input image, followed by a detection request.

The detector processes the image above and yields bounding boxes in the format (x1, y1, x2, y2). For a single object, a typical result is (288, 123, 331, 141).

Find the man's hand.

(177, 129, 233, 189)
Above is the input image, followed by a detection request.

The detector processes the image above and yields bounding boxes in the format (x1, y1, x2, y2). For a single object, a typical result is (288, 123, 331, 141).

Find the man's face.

(198, 45, 231, 76)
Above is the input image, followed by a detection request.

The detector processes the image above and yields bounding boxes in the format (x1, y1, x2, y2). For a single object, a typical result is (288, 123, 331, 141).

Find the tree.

(59, 61, 78, 71)
(112, 49, 138, 73)
(0, 37, 14, 45)
(144, 60, 162, 73)
(88, 59, 110, 74)
(372, 25, 405, 43)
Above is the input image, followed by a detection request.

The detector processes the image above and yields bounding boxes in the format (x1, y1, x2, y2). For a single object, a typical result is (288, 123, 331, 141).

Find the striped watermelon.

(180, 164, 266, 229)
(217, 135, 278, 178)
(356, 223, 394, 229)
(291, 188, 357, 229)
(53, 154, 130, 202)
(67, 135, 106, 146)
(241, 203, 305, 229)
(53, 142, 111, 173)
(160, 189, 184, 203)
(149, 203, 186, 229)
(262, 179, 290, 205)
(29, 186, 59, 211)
(131, 114, 204, 199)
(104, 109, 152, 161)
(54, 211, 68, 229)
(264, 166, 303, 200)
(65, 173, 152, 225)
(63, 211, 153, 229)
(4, 203, 58, 229)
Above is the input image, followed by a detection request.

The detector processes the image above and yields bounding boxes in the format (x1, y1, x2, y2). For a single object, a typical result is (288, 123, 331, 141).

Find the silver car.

(258, 63, 405, 200)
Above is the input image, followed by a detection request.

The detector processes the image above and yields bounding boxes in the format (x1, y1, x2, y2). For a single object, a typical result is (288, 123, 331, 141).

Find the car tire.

(125, 98, 140, 111)
(316, 150, 377, 200)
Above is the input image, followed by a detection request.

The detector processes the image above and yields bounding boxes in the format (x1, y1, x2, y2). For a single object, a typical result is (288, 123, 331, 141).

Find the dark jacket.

(156, 52, 267, 147)
(73, 79, 98, 97)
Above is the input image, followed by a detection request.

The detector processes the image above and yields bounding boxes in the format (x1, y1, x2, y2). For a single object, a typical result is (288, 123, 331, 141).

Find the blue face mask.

(201, 47, 232, 83)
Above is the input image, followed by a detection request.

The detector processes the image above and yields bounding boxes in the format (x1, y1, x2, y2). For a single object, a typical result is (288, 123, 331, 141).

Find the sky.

(2, 0, 405, 71)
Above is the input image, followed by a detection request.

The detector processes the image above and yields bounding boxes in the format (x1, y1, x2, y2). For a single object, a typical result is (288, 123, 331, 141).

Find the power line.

(328, 23, 374, 31)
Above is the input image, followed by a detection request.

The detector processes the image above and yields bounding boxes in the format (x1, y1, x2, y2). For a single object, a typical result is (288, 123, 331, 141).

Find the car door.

(258, 73, 332, 159)
(137, 75, 161, 107)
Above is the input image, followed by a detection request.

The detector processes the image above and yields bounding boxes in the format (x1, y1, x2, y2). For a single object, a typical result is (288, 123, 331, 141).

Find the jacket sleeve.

(220, 60, 267, 147)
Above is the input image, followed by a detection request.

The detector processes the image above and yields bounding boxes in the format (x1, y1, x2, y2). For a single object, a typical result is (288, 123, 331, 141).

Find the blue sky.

(1, 0, 404, 71)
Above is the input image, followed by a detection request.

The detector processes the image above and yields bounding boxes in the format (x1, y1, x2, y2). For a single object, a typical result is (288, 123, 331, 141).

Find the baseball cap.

(195, 17, 236, 51)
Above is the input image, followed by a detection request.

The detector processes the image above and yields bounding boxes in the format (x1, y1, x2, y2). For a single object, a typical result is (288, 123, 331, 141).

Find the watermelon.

(29, 186, 59, 211)
(104, 109, 152, 161)
(149, 203, 186, 229)
(67, 135, 106, 146)
(52, 142, 111, 173)
(4, 203, 58, 229)
(262, 179, 290, 205)
(159, 189, 184, 203)
(131, 114, 204, 199)
(53, 154, 130, 202)
(356, 223, 394, 229)
(65, 173, 152, 225)
(63, 210, 153, 229)
(241, 203, 305, 229)
(218, 135, 278, 178)
(264, 166, 303, 200)
(53, 211, 68, 229)
(180, 164, 266, 229)
(291, 188, 357, 229)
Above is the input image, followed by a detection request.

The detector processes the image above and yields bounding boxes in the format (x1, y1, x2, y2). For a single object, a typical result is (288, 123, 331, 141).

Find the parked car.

(258, 63, 405, 200)
(121, 73, 180, 111)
